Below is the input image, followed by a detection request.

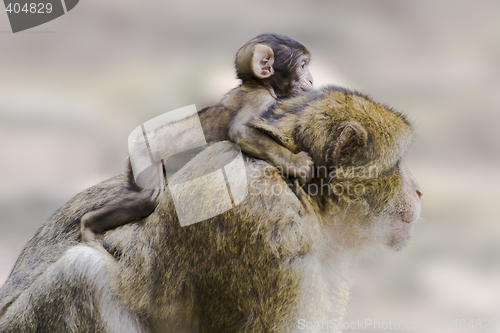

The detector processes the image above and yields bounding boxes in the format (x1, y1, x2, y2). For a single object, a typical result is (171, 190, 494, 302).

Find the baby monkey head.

(235, 33, 314, 98)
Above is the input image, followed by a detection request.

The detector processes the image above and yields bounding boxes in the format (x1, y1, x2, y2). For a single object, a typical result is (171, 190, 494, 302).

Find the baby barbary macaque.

(81, 33, 315, 242)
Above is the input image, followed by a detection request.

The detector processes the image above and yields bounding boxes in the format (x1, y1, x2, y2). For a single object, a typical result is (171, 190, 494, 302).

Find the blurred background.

(0, 0, 499, 331)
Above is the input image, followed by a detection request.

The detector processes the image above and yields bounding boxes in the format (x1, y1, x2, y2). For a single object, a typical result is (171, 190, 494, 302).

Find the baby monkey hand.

(289, 151, 314, 185)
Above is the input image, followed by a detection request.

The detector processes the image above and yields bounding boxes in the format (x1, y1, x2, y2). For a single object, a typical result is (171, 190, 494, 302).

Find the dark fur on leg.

(81, 160, 158, 243)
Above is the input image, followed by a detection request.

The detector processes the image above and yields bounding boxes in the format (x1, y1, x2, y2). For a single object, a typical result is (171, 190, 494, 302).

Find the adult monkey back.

(0, 86, 422, 333)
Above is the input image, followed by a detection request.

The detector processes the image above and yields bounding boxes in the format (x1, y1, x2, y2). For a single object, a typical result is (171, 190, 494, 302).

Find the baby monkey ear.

(252, 44, 275, 79)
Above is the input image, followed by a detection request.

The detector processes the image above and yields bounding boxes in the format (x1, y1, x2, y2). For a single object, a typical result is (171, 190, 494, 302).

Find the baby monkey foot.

(81, 226, 102, 243)
(81, 212, 103, 243)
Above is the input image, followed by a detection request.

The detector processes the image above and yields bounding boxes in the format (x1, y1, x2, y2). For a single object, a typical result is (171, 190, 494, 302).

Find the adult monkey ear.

(331, 122, 367, 165)
(252, 44, 275, 79)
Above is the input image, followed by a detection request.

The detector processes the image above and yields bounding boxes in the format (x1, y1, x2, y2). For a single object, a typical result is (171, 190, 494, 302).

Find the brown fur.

(0, 86, 421, 333)
(81, 33, 314, 242)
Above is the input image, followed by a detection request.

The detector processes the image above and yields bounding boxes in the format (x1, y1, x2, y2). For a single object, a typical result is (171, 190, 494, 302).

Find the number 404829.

(5, 3, 53, 14)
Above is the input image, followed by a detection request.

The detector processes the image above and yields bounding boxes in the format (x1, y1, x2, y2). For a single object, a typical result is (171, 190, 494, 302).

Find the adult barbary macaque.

(0, 86, 422, 333)
(80, 33, 314, 242)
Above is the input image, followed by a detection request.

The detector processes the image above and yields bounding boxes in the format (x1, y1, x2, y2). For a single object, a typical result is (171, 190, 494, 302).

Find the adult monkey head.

(251, 86, 423, 252)
(234, 33, 314, 98)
